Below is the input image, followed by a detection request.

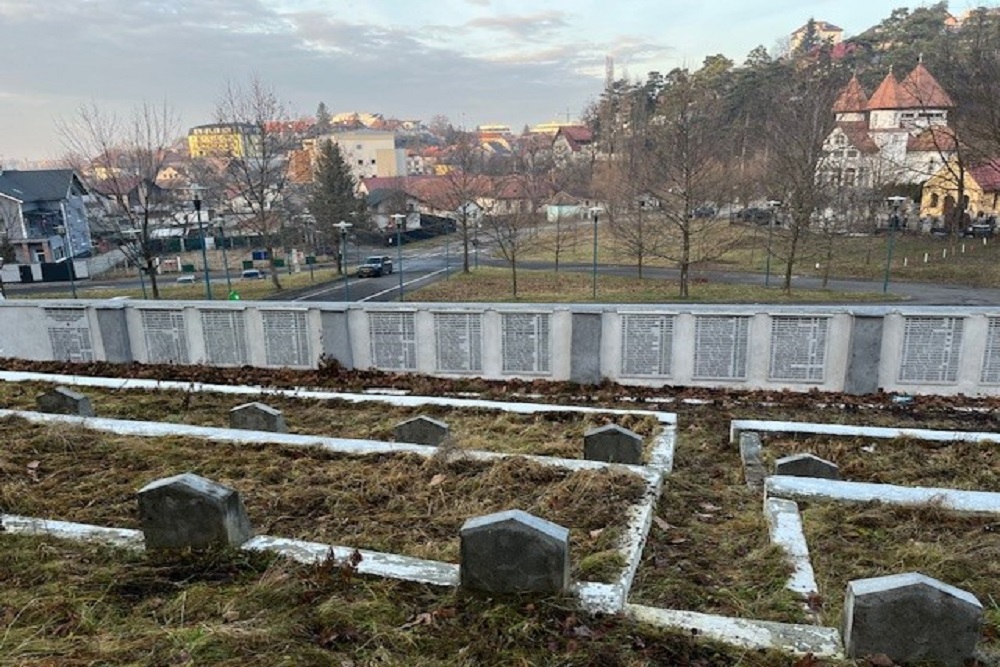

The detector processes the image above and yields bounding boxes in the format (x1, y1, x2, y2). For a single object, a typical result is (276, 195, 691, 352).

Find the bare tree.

(60, 101, 180, 298)
(481, 175, 545, 298)
(440, 131, 489, 273)
(212, 76, 297, 290)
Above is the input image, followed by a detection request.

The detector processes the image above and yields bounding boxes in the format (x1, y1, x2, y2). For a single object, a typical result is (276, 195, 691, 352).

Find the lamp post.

(474, 218, 481, 269)
(333, 220, 353, 301)
(589, 207, 602, 300)
(193, 190, 212, 300)
(764, 200, 781, 288)
(218, 219, 233, 292)
(54, 224, 77, 299)
(391, 213, 406, 301)
(884, 196, 908, 294)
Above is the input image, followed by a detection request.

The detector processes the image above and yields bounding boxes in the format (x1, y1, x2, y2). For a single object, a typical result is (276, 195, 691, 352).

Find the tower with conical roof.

(832, 75, 869, 123)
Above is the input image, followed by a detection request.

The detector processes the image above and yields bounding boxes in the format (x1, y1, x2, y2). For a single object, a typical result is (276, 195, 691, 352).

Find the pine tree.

(316, 101, 331, 134)
(309, 140, 365, 273)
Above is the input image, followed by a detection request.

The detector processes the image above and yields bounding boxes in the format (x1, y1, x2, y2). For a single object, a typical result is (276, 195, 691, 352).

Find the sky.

(0, 0, 965, 163)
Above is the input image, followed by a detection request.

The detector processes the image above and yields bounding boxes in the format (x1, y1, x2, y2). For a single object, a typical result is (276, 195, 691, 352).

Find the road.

(9, 233, 1000, 306)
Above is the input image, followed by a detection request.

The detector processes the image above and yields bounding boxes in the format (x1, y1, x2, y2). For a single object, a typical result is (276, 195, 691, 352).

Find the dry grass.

(802, 503, 1000, 644)
(0, 381, 661, 459)
(0, 417, 646, 581)
(413, 267, 887, 303)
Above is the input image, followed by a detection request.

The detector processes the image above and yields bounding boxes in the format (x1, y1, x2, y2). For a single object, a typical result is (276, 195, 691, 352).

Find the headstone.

(395, 416, 450, 446)
(36, 386, 95, 417)
(842, 572, 982, 665)
(460, 509, 569, 594)
(739, 431, 768, 488)
(583, 424, 643, 465)
(229, 402, 287, 433)
(775, 453, 840, 480)
(137, 473, 253, 550)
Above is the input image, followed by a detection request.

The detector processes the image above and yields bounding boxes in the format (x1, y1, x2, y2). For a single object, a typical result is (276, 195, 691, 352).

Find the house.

(920, 159, 1000, 222)
(552, 126, 595, 167)
(0, 169, 92, 265)
(821, 63, 956, 189)
(790, 20, 843, 51)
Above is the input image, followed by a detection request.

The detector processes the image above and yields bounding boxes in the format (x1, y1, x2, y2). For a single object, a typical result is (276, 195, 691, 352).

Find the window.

(931, 193, 940, 208)
(833, 134, 847, 146)
(846, 149, 859, 158)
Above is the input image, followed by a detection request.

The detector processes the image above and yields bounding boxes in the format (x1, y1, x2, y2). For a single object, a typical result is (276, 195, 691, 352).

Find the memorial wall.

(2, 300, 999, 396)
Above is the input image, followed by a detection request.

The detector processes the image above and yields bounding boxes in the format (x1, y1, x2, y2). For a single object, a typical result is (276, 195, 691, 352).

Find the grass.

(7, 361, 1000, 663)
(0, 380, 661, 459)
(413, 267, 890, 303)
(802, 503, 1000, 645)
(522, 220, 1000, 287)
(0, 535, 804, 667)
(0, 417, 646, 581)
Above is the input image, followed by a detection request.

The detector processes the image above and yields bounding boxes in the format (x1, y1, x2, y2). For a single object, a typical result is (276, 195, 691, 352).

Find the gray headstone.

(137, 473, 253, 550)
(36, 386, 94, 417)
(395, 416, 450, 446)
(775, 453, 840, 480)
(739, 431, 767, 488)
(460, 509, 570, 594)
(843, 572, 982, 665)
(583, 424, 643, 464)
(229, 402, 287, 433)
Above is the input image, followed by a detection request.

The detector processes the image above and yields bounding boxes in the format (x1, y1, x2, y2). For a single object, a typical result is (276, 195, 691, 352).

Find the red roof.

(970, 160, 1000, 192)
(907, 126, 957, 152)
(555, 126, 593, 152)
(867, 71, 906, 110)
(836, 121, 880, 153)
(832, 75, 868, 114)
(899, 62, 955, 109)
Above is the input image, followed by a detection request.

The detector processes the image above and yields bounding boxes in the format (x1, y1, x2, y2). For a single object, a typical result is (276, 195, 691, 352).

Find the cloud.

(465, 11, 569, 40)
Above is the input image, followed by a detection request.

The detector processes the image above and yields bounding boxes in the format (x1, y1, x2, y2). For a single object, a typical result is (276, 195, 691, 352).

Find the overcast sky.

(0, 1, 952, 162)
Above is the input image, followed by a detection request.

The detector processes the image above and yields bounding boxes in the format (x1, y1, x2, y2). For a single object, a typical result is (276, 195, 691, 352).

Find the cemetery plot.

(0, 417, 647, 582)
(0, 380, 663, 460)
(799, 503, 1000, 647)
(763, 433, 1000, 490)
(629, 413, 808, 624)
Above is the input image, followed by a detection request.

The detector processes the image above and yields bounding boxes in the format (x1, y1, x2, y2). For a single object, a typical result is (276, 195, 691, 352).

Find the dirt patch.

(0, 417, 647, 582)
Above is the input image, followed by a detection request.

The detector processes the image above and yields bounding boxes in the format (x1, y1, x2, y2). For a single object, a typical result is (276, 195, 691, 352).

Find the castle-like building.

(821, 62, 956, 188)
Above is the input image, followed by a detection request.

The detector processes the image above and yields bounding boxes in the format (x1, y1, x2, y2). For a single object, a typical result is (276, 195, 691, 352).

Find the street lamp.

(54, 224, 77, 299)
(589, 206, 602, 300)
(391, 213, 406, 301)
(884, 196, 908, 294)
(333, 220, 353, 301)
(764, 200, 781, 288)
(192, 189, 212, 300)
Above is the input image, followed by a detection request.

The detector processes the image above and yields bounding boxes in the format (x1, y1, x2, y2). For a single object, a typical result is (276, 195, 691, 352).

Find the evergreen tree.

(316, 102, 332, 134)
(309, 140, 365, 273)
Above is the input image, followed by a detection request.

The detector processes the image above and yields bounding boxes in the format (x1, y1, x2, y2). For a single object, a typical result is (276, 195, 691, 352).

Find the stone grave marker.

(775, 453, 840, 480)
(842, 572, 982, 665)
(36, 386, 94, 417)
(460, 509, 569, 594)
(395, 416, 450, 445)
(583, 424, 643, 465)
(229, 402, 287, 433)
(137, 473, 253, 550)
(739, 431, 768, 488)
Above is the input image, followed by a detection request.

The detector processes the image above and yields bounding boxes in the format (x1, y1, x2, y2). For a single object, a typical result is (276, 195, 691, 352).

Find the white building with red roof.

(821, 62, 956, 188)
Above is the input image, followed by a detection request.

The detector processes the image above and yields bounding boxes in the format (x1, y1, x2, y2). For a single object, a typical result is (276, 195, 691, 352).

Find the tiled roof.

(793, 20, 843, 35)
(899, 62, 955, 109)
(555, 126, 593, 152)
(836, 122, 880, 153)
(969, 160, 1000, 192)
(832, 75, 869, 114)
(867, 71, 906, 110)
(907, 126, 957, 152)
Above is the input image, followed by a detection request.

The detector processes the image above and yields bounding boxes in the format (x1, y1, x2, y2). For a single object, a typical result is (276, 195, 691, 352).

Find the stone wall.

(2, 300, 999, 396)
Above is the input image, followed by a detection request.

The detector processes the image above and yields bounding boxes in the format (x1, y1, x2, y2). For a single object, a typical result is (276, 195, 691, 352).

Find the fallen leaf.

(865, 654, 896, 667)
(669, 537, 688, 545)
(699, 503, 721, 512)
(222, 610, 240, 623)
(429, 473, 446, 487)
(653, 517, 674, 532)
(400, 612, 436, 629)
(26, 460, 40, 469)
(589, 528, 604, 539)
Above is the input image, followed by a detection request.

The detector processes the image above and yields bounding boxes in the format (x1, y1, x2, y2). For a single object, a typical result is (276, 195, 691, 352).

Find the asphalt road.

(9, 234, 1000, 306)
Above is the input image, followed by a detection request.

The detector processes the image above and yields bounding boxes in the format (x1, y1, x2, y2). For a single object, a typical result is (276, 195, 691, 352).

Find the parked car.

(175, 274, 196, 284)
(735, 207, 774, 224)
(691, 205, 717, 219)
(240, 269, 267, 280)
(357, 255, 393, 278)
(962, 224, 994, 239)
